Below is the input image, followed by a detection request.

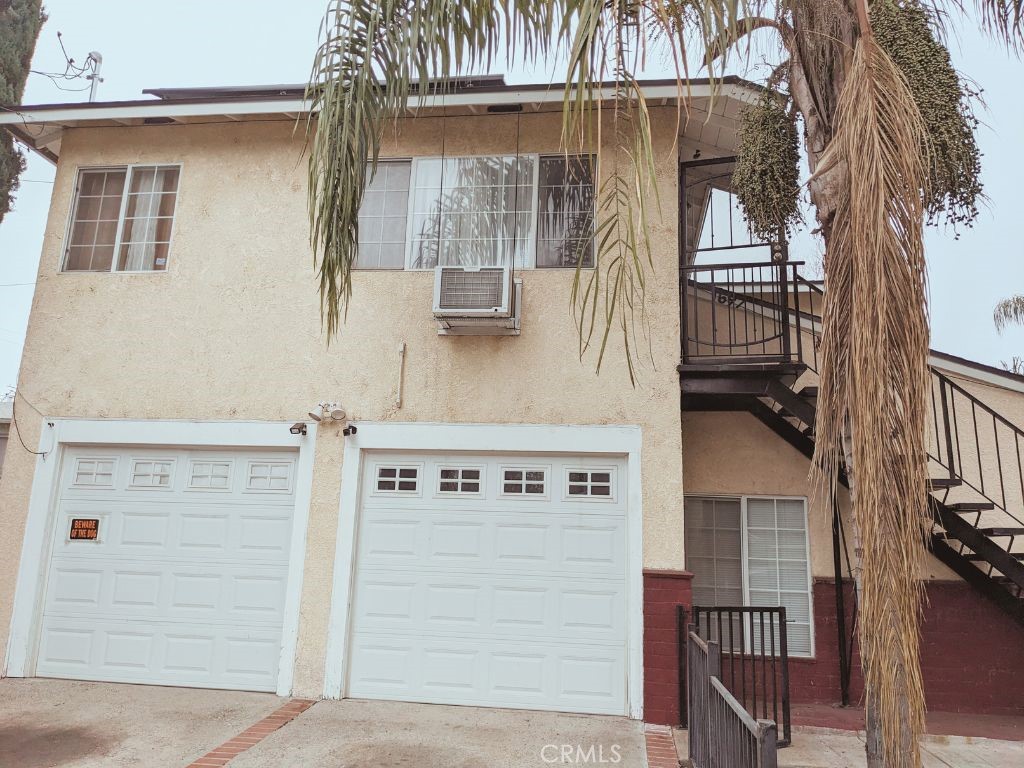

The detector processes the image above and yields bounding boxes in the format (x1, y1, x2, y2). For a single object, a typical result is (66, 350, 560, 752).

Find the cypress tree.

(0, 0, 46, 224)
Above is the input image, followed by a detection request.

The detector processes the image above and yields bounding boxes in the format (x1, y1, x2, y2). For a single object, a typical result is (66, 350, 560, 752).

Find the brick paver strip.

(185, 699, 316, 768)
(644, 723, 680, 768)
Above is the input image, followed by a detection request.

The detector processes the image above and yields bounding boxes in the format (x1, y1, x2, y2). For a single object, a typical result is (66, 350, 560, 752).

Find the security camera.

(289, 422, 307, 436)
(343, 425, 358, 436)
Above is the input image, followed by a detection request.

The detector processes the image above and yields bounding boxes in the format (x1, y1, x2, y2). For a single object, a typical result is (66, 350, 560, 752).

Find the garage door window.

(565, 468, 614, 498)
(374, 465, 420, 494)
(188, 461, 232, 490)
(437, 466, 483, 495)
(129, 460, 174, 488)
(74, 458, 116, 487)
(500, 467, 548, 496)
(684, 495, 814, 657)
(247, 462, 292, 492)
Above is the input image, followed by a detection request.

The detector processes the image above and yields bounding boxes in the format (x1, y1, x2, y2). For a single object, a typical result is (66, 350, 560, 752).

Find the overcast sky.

(1, 1, 1022, 394)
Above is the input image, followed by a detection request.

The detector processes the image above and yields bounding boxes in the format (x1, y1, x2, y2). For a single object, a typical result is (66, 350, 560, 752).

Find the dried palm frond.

(994, 294, 1024, 332)
(811, 26, 931, 768)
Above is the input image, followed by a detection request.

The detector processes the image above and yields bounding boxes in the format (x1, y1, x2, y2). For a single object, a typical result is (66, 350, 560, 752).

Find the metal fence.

(687, 626, 779, 768)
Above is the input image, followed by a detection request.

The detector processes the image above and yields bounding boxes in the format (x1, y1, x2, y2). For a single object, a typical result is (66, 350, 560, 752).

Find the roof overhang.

(0, 76, 761, 164)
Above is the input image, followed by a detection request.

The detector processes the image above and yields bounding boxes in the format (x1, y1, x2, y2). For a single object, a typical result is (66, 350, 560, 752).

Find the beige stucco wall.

(0, 109, 685, 697)
(681, 410, 959, 581)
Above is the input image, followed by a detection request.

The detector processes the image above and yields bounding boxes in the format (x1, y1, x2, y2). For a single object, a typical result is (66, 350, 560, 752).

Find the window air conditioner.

(433, 266, 521, 336)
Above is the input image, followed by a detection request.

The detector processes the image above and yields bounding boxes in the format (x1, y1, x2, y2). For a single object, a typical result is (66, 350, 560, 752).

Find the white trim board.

(321, 421, 646, 719)
(0, 82, 756, 130)
(3, 418, 317, 697)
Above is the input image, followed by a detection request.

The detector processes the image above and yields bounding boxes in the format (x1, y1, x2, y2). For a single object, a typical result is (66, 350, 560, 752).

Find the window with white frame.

(63, 165, 180, 273)
(356, 161, 412, 269)
(354, 154, 595, 270)
(684, 495, 814, 657)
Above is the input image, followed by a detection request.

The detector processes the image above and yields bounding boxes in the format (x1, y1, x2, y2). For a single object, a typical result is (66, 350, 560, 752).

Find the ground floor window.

(684, 495, 814, 657)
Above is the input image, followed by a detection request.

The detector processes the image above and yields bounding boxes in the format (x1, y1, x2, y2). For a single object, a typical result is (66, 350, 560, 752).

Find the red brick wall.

(643, 570, 693, 725)
(649, 576, 1024, 722)
(791, 579, 1024, 716)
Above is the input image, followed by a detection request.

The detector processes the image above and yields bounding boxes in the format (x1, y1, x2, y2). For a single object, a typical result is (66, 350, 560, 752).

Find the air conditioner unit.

(433, 266, 521, 336)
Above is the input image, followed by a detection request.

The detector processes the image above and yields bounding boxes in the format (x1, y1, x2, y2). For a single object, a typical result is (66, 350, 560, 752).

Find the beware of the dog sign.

(69, 518, 99, 540)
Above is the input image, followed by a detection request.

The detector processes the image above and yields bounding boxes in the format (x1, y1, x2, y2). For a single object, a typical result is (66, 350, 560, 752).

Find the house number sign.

(69, 518, 99, 541)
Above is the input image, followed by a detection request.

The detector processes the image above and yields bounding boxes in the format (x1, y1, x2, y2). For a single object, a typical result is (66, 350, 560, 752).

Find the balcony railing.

(680, 260, 815, 369)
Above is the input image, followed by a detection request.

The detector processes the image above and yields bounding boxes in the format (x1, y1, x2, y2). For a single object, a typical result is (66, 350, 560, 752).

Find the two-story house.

(0, 76, 1020, 730)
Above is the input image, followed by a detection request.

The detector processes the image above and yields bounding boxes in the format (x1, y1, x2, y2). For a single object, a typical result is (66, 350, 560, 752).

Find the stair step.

(928, 478, 963, 491)
(979, 528, 1024, 537)
(966, 553, 1024, 561)
(947, 502, 996, 512)
(798, 386, 818, 398)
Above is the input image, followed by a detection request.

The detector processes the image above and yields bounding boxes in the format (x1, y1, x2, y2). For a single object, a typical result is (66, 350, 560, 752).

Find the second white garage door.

(346, 452, 629, 715)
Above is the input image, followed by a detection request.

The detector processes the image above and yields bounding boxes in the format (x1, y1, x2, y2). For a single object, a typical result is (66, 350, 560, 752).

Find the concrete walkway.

(674, 726, 1024, 768)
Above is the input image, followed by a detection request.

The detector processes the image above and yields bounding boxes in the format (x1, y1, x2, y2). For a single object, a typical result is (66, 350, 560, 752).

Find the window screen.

(356, 161, 411, 269)
(684, 496, 744, 650)
(537, 155, 595, 267)
(409, 155, 535, 269)
(65, 169, 126, 271)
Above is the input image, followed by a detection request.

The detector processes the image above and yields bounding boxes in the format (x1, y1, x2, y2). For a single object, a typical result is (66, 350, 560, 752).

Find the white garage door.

(347, 452, 629, 715)
(36, 446, 298, 692)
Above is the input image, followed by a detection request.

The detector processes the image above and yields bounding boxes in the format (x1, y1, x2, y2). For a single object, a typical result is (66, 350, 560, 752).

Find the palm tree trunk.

(790, 14, 916, 763)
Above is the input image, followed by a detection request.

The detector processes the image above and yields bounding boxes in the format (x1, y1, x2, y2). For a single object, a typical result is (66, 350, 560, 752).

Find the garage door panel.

(357, 510, 627, 578)
(44, 558, 288, 625)
(347, 632, 627, 715)
(39, 447, 298, 693)
(51, 501, 292, 563)
(37, 615, 282, 690)
(354, 569, 625, 642)
(349, 452, 629, 715)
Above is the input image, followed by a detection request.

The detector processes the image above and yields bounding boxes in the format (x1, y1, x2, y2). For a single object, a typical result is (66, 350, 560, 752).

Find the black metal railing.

(928, 368, 1024, 594)
(680, 261, 810, 368)
(686, 626, 779, 768)
(682, 605, 792, 747)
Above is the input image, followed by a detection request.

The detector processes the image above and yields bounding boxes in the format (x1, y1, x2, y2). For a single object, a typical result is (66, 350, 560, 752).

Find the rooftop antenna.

(85, 52, 103, 102)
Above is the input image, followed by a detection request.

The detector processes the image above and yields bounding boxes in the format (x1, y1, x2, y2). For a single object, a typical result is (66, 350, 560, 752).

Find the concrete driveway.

(0, 678, 282, 767)
(231, 698, 644, 767)
(0, 679, 646, 767)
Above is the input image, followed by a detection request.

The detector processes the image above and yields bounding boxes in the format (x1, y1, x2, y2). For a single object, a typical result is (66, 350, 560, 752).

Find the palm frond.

(307, 0, 763, 377)
(971, 0, 1024, 47)
(306, 0, 562, 337)
(811, 25, 931, 768)
(994, 294, 1024, 332)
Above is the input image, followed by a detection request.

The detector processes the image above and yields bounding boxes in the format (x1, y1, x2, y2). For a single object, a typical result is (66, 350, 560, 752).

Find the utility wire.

(9, 391, 48, 456)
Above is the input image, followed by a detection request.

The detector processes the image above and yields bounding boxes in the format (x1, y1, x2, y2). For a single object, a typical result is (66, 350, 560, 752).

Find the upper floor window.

(63, 164, 181, 273)
(354, 154, 594, 270)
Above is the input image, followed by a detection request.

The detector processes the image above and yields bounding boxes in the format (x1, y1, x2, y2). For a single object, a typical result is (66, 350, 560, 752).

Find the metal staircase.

(679, 260, 1024, 628)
